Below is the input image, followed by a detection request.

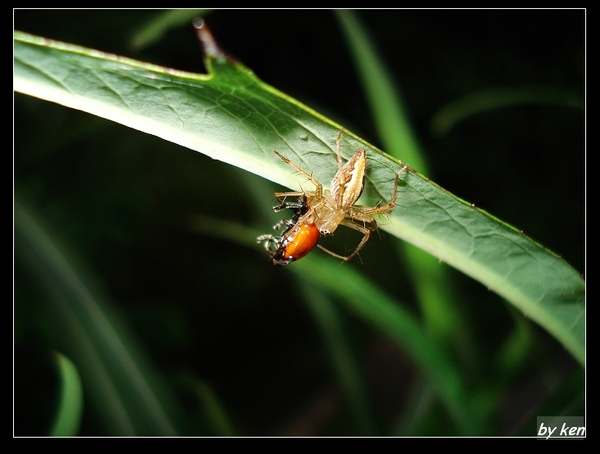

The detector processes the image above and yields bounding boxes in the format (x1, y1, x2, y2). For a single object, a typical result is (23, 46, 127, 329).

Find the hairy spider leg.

(319, 164, 408, 261)
(272, 150, 323, 199)
(348, 164, 408, 220)
(314, 218, 375, 261)
(335, 129, 345, 171)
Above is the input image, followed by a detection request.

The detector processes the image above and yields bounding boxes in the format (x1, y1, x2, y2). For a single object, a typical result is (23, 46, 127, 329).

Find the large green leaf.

(14, 27, 584, 370)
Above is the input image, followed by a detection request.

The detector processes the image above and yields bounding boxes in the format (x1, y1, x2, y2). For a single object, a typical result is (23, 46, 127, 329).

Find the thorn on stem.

(193, 17, 224, 60)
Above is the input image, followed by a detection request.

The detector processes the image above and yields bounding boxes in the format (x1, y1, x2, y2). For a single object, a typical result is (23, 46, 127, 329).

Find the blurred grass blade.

(334, 11, 427, 173)
(49, 352, 84, 436)
(192, 215, 482, 433)
(290, 256, 483, 435)
(176, 371, 237, 436)
(129, 9, 207, 51)
(431, 86, 584, 137)
(189, 215, 479, 433)
(302, 284, 378, 435)
(14, 200, 180, 435)
(335, 10, 473, 360)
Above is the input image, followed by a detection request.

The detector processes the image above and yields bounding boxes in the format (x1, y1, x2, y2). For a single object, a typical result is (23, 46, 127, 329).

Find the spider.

(257, 130, 407, 265)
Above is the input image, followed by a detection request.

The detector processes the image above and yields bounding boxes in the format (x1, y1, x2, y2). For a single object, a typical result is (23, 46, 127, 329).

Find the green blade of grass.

(189, 216, 482, 434)
(290, 255, 482, 435)
(15, 200, 181, 435)
(48, 352, 83, 436)
(431, 86, 585, 137)
(335, 9, 472, 365)
(301, 284, 379, 435)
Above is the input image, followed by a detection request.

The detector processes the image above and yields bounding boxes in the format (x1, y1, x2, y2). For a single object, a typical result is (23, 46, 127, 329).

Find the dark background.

(14, 9, 584, 435)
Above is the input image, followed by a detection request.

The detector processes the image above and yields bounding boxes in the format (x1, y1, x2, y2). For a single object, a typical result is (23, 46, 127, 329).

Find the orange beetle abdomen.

(273, 221, 320, 265)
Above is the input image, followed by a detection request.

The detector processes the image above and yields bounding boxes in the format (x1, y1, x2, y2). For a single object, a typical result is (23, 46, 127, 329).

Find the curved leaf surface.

(14, 30, 584, 365)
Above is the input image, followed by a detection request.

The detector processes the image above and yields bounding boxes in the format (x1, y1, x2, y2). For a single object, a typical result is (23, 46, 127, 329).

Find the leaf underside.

(14, 30, 584, 366)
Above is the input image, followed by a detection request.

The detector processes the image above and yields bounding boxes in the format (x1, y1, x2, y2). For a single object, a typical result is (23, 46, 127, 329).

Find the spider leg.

(351, 164, 408, 218)
(272, 150, 323, 195)
(274, 191, 306, 199)
(316, 218, 374, 261)
(335, 129, 344, 172)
